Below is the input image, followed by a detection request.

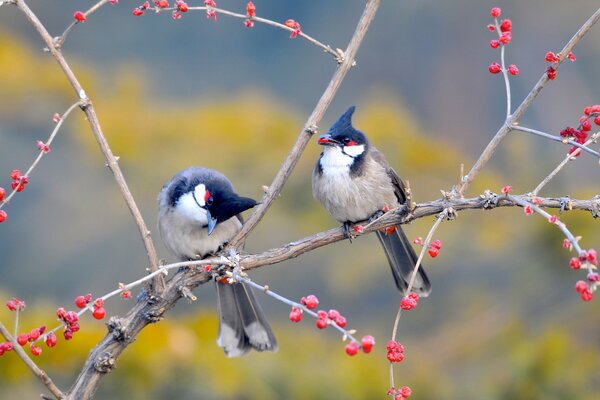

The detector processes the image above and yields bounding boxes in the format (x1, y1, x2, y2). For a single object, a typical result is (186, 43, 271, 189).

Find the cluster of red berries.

(16, 326, 47, 355)
(544, 51, 576, 81)
(133, 1, 150, 16)
(569, 249, 598, 301)
(387, 385, 412, 399)
(560, 105, 600, 156)
(245, 1, 255, 27)
(284, 19, 302, 38)
(400, 292, 420, 311)
(6, 297, 26, 311)
(204, 0, 217, 21)
(172, 1, 189, 20)
(386, 340, 405, 362)
(487, 7, 518, 76)
(36, 140, 51, 154)
(316, 308, 347, 329)
(56, 307, 81, 340)
(288, 294, 319, 322)
(10, 169, 29, 193)
(345, 335, 375, 356)
(428, 239, 442, 258)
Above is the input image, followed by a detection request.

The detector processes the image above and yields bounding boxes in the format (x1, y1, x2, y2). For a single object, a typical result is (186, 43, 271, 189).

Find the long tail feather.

(375, 226, 432, 297)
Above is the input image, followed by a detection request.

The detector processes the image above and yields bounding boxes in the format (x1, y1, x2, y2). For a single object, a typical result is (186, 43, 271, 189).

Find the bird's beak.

(317, 134, 340, 146)
(206, 209, 217, 235)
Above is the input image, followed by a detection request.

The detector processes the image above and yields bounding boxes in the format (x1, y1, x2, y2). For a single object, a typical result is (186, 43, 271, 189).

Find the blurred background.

(1, 0, 600, 398)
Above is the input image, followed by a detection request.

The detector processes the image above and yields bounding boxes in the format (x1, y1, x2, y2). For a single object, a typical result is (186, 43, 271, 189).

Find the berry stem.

(232, 272, 362, 346)
(511, 126, 600, 159)
(532, 131, 600, 196)
(55, 0, 113, 48)
(0, 100, 83, 210)
(494, 18, 512, 118)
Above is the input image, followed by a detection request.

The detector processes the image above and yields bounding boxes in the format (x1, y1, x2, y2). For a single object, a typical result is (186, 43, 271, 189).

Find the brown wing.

(370, 147, 407, 204)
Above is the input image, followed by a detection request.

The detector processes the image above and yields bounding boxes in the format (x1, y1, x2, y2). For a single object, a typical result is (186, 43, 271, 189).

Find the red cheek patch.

(346, 140, 358, 146)
(204, 189, 211, 202)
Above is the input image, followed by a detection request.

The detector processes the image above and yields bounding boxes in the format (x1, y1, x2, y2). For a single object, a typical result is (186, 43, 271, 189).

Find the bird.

(158, 166, 277, 357)
(312, 106, 431, 297)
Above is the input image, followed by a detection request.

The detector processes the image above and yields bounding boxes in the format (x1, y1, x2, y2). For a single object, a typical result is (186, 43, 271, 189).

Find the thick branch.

(227, 0, 382, 248)
(14, 0, 163, 291)
(456, 7, 600, 195)
(0, 322, 65, 399)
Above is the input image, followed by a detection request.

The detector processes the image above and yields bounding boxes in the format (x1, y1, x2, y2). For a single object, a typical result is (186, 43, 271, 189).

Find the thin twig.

(0, 322, 65, 399)
(14, 0, 163, 292)
(389, 211, 446, 390)
(456, 7, 600, 195)
(54, 0, 111, 48)
(234, 274, 361, 346)
(0, 101, 82, 209)
(512, 126, 600, 158)
(228, 0, 382, 248)
(533, 132, 600, 195)
(493, 17, 512, 117)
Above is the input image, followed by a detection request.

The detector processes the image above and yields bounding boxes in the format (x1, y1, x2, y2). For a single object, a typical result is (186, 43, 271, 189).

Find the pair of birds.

(157, 106, 431, 357)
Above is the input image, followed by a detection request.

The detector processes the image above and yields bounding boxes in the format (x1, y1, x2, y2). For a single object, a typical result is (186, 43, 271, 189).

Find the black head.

(317, 106, 369, 152)
(165, 167, 257, 234)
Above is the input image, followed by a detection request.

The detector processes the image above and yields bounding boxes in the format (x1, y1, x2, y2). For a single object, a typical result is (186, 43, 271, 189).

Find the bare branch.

(55, 0, 112, 48)
(14, 0, 163, 292)
(456, 7, 600, 195)
(227, 0, 382, 248)
(0, 322, 65, 399)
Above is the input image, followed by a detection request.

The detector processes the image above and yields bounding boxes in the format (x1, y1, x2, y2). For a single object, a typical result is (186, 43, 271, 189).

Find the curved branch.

(227, 0, 382, 248)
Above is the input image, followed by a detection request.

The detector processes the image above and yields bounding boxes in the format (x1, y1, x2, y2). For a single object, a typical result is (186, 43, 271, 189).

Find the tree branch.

(14, 0, 164, 292)
(0, 322, 65, 399)
(456, 7, 600, 195)
(227, 0, 382, 248)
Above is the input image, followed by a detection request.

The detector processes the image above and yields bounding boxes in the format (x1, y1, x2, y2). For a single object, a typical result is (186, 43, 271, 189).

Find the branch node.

(305, 125, 318, 136)
(592, 195, 600, 218)
(94, 352, 116, 374)
(107, 317, 129, 342)
(481, 190, 500, 209)
(179, 286, 197, 303)
(143, 307, 165, 323)
(559, 196, 572, 213)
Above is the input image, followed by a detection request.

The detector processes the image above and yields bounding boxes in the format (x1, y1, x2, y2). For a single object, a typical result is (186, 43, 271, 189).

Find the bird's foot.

(342, 222, 357, 243)
(368, 210, 385, 223)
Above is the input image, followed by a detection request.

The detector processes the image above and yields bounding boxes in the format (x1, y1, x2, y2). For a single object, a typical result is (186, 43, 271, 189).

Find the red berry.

(581, 289, 593, 302)
(581, 120, 592, 131)
(73, 11, 87, 22)
(361, 335, 375, 353)
(570, 257, 581, 270)
(428, 247, 439, 258)
(6, 300, 16, 311)
(545, 51, 559, 62)
(508, 64, 519, 75)
(92, 307, 106, 320)
(36, 140, 50, 153)
(490, 39, 500, 49)
(524, 205, 532, 216)
(30, 345, 42, 356)
(408, 292, 419, 301)
(0, 210, 6, 223)
(157, 0, 169, 8)
(430, 240, 442, 250)
(121, 290, 131, 300)
(562, 238, 571, 249)
(413, 236, 423, 245)
(56, 307, 67, 320)
(586, 249, 598, 266)
(385, 226, 397, 235)
(177, 1, 188, 12)
(594, 116, 600, 126)
(488, 62, 502, 74)
(399, 386, 412, 398)
(547, 66, 557, 80)
(74, 295, 89, 309)
(387, 351, 405, 363)
(548, 215, 558, 224)
(17, 334, 29, 346)
(575, 280, 588, 293)
(568, 52, 576, 62)
(386, 340, 404, 353)
(500, 19, 512, 32)
(0, 187, 5, 201)
(400, 296, 417, 310)
(300, 295, 319, 309)
(289, 307, 302, 322)
(345, 341, 359, 356)
(327, 309, 340, 320)
(316, 318, 328, 329)
(487, 24, 495, 32)
(10, 169, 21, 180)
(501, 185, 512, 194)
(588, 273, 600, 282)
(63, 329, 73, 341)
(245, 19, 254, 28)
(29, 328, 41, 341)
(45, 332, 57, 348)
(317, 310, 327, 319)
(246, 1, 255, 17)
(335, 315, 347, 328)
(499, 32, 511, 44)
(64, 311, 78, 324)
(133, 8, 145, 16)
(490, 7, 501, 18)
(52, 113, 60, 123)
(69, 322, 80, 333)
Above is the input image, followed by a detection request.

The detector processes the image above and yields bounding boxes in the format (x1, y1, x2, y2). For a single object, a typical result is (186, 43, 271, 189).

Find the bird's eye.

(206, 196, 214, 206)
(343, 138, 358, 146)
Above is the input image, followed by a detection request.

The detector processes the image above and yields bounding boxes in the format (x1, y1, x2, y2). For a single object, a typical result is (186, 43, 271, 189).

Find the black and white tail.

(375, 226, 431, 297)
(215, 281, 278, 357)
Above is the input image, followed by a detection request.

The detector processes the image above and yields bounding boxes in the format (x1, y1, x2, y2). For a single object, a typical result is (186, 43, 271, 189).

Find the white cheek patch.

(193, 184, 207, 207)
(343, 144, 365, 157)
(176, 192, 209, 224)
(320, 146, 354, 171)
